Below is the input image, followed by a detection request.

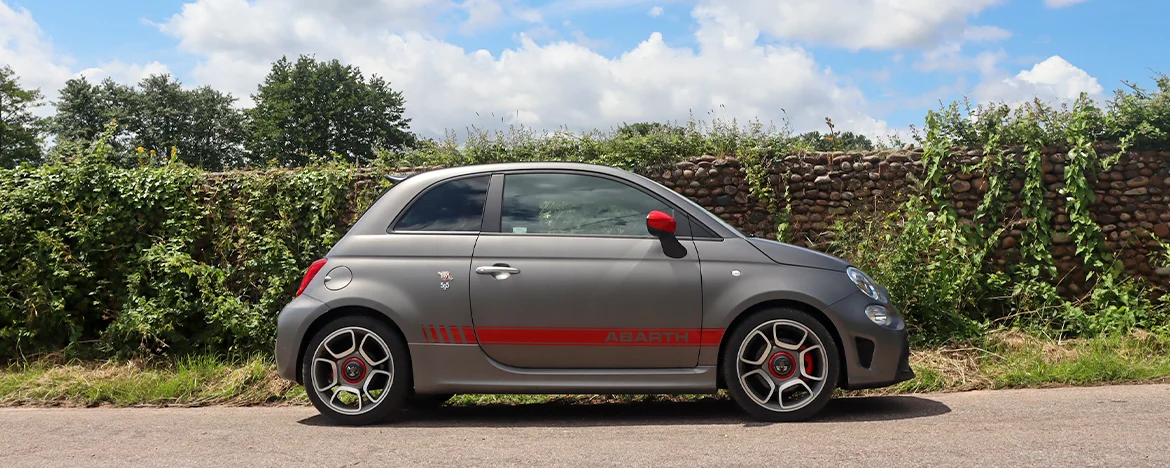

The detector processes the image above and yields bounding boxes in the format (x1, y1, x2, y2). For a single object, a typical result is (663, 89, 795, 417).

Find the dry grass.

(0, 355, 306, 407)
(3, 330, 1169, 408)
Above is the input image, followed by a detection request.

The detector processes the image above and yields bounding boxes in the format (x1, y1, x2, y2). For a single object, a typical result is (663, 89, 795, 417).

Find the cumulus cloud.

(648, 6, 663, 17)
(697, 0, 1008, 50)
(78, 61, 173, 85)
(1, 0, 187, 117)
(974, 55, 1103, 105)
(0, 1, 73, 100)
(159, 0, 891, 138)
(1044, 0, 1089, 8)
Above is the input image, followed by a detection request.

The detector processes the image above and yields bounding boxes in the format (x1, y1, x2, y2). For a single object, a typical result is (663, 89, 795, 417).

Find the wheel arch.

(715, 299, 849, 390)
(294, 305, 409, 385)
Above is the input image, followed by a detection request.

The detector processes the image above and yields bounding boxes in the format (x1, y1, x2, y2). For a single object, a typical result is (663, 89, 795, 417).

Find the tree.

(0, 66, 47, 168)
(247, 55, 416, 166)
(796, 131, 875, 152)
(51, 77, 125, 144)
(616, 121, 686, 138)
(50, 74, 247, 169)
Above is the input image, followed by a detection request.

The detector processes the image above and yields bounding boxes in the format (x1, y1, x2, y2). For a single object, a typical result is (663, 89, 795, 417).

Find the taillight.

(296, 258, 328, 297)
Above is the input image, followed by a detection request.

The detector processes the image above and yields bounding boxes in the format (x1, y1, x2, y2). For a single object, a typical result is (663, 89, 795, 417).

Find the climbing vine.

(908, 92, 1170, 335)
(3, 75, 1170, 359)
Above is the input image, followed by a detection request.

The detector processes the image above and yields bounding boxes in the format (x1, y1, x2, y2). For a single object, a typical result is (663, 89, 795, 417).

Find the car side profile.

(275, 162, 914, 425)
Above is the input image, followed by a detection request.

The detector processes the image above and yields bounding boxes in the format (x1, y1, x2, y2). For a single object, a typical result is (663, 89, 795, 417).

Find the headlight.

(846, 267, 886, 302)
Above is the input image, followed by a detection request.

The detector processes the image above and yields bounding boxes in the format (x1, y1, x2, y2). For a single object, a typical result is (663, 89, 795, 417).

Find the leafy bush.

(0, 130, 380, 359)
(827, 196, 991, 345)
(2, 73, 1169, 361)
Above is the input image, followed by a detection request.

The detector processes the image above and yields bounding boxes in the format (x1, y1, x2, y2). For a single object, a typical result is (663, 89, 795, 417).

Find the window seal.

(386, 173, 492, 234)
(493, 170, 702, 239)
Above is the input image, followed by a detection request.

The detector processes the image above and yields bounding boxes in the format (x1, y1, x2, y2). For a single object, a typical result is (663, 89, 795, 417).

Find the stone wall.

(642, 146, 1170, 291)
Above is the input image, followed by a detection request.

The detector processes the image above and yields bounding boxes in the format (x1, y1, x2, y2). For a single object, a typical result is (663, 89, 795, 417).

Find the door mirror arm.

(646, 210, 687, 259)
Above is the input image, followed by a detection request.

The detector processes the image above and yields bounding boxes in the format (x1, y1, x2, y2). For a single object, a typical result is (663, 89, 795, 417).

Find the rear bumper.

(274, 294, 330, 383)
(827, 291, 915, 390)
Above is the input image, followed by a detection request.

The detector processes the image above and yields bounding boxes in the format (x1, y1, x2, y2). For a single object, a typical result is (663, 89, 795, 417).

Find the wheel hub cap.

(769, 352, 796, 379)
(341, 357, 366, 384)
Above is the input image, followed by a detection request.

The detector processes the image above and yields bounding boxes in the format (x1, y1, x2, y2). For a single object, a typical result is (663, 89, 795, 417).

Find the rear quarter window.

(393, 175, 490, 232)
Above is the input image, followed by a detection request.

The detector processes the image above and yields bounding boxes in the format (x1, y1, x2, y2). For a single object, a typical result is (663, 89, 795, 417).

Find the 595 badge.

(438, 271, 453, 290)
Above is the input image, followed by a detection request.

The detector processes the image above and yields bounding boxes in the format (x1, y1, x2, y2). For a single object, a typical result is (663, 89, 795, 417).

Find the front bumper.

(274, 293, 331, 383)
(827, 291, 915, 390)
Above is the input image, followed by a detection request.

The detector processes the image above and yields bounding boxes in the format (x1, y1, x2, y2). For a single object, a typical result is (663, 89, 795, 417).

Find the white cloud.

(963, 25, 1012, 43)
(458, 0, 504, 35)
(648, 6, 663, 17)
(974, 55, 1103, 105)
(698, 0, 1008, 51)
(0, 1, 73, 102)
(1044, 0, 1088, 8)
(915, 43, 1006, 75)
(0, 0, 209, 119)
(78, 61, 173, 85)
(159, 0, 892, 139)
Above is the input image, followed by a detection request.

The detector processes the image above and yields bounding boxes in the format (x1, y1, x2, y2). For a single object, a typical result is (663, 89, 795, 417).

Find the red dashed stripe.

(420, 326, 725, 346)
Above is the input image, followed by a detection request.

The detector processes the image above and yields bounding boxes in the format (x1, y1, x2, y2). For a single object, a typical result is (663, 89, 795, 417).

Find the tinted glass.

(395, 175, 490, 231)
(501, 173, 676, 237)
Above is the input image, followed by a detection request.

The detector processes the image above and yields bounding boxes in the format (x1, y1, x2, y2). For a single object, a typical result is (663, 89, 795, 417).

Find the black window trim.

(387, 173, 494, 235)
(479, 169, 723, 241)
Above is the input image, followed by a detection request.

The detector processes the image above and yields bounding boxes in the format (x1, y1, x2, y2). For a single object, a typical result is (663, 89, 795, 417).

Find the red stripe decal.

(462, 326, 478, 344)
(700, 329, 724, 347)
(473, 327, 723, 347)
(419, 326, 724, 347)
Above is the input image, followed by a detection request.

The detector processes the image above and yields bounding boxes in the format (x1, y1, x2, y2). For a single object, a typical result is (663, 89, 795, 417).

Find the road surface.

(2, 384, 1168, 467)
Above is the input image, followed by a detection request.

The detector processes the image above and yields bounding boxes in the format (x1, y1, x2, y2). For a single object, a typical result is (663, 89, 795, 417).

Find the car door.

(469, 171, 704, 369)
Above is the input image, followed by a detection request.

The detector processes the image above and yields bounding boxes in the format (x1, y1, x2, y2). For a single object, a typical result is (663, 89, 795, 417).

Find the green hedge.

(4, 75, 1170, 360)
(0, 142, 383, 359)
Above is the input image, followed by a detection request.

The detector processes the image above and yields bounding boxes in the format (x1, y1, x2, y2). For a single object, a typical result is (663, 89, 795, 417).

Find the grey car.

(275, 162, 913, 425)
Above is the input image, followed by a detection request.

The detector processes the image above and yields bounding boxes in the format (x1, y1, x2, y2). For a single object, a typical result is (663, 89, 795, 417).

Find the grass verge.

(3, 329, 1168, 408)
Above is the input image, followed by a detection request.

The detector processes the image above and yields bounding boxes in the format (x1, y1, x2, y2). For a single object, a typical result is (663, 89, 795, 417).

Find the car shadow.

(296, 395, 950, 428)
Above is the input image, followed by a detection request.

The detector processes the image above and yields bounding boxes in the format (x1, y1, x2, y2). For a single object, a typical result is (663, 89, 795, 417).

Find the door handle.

(475, 266, 521, 275)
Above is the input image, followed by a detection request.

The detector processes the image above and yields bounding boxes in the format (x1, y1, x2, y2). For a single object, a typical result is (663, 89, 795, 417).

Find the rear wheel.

(301, 315, 412, 425)
(721, 307, 840, 422)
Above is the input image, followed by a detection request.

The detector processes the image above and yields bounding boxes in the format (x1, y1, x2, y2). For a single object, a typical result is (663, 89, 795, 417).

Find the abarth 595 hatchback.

(275, 162, 913, 425)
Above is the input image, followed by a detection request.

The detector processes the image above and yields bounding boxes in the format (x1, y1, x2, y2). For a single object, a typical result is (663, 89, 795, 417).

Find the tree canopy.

(0, 66, 46, 168)
(247, 55, 416, 167)
(50, 74, 247, 169)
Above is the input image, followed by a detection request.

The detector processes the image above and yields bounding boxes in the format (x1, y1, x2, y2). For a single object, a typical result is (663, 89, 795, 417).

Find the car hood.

(746, 238, 850, 272)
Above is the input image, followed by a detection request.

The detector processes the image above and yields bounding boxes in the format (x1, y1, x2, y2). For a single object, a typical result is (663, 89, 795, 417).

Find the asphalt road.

(2, 384, 1168, 467)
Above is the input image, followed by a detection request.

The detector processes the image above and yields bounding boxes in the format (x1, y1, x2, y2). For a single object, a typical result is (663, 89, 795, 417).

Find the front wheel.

(301, 315, 412, 425)
(721, 307, 840, 422)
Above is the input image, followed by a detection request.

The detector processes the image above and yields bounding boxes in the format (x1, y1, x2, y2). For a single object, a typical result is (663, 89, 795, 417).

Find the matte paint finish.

(274, 162, 912, 393)
(469, 234, 703, 368)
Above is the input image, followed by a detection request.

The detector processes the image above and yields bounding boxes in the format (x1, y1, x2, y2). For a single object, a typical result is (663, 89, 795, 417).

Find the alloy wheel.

(309, 326, 395, 415)
(734, 319, 828, 412)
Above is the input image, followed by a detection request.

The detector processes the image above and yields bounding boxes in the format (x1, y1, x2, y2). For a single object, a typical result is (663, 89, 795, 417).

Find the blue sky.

(2, 0, 1165, 140)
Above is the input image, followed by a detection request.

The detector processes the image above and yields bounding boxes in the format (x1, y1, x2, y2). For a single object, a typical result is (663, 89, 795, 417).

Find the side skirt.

(409, 343, 719, 394)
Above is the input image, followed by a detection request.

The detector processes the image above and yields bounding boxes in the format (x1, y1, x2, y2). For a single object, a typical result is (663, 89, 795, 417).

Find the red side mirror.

(646, 210, 676, 235)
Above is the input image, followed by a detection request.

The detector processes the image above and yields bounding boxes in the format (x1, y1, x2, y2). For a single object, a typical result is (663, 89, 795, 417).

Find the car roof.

(391, 161, 636, 182)
(355, 161, 743, 240)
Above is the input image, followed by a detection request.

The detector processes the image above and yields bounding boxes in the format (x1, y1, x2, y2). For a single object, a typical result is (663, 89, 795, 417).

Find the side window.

(500, 173, 680, 237)
(394, 175, 490, 232)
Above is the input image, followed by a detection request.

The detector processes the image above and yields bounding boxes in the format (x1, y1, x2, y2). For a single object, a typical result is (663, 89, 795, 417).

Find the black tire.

(301, 315, 412, 426)
(721, 307, 840, 422)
